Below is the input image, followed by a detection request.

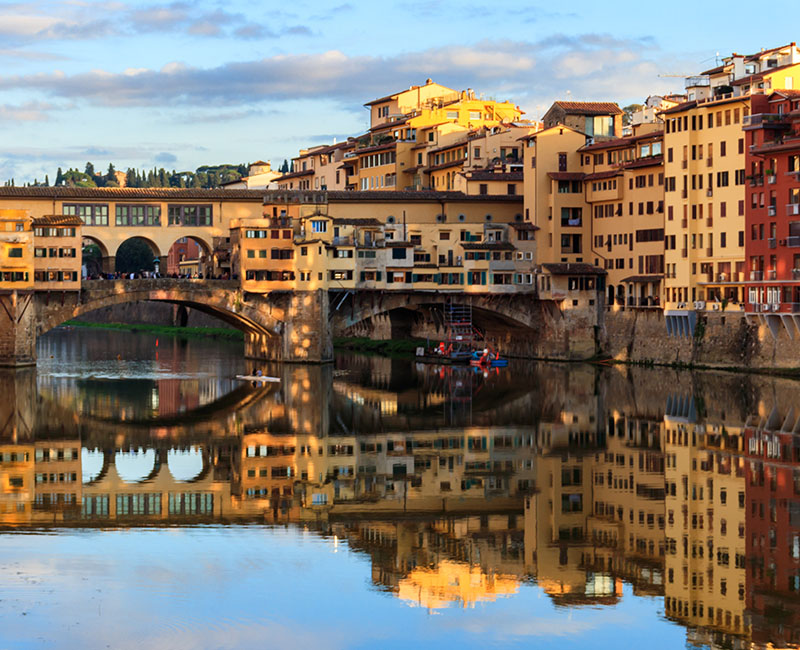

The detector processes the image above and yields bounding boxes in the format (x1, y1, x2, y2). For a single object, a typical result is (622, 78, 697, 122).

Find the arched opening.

(114, 237, 161, 274)
(167, 448, 205, 482)
(115, 448, 159, 483)
(82, 236, 110, 278)
(81, 448, 105, 483)
(607, 284, 615, 306)
(165, 235, 214, 278)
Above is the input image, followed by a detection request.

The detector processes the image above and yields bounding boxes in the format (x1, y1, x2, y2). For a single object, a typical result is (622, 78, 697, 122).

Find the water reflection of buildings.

(0, 362, 799, 647)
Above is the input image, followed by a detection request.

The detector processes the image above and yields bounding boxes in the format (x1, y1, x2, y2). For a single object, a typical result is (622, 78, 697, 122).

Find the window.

(167, 205, 212, 226)
(116, 204, 161, 226)
(311, 220, 327, 233)
(63, 203, 108, 226)
(7, 248, 22, 258)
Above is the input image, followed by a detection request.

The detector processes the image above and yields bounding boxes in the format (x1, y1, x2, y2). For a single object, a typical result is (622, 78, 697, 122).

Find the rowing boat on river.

(235, 374, 280, 384)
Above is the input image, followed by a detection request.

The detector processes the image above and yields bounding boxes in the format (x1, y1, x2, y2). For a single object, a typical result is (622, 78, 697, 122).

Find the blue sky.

(1, 0, 798, 183)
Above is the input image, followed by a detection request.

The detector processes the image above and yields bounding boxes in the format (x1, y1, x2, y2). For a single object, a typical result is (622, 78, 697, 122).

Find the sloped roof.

(551, 101, 623, 116)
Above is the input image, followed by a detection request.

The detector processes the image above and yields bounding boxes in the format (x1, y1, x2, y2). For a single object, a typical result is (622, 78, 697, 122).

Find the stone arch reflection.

(114, 449, 158, 483)
(166, 448, 206, 482)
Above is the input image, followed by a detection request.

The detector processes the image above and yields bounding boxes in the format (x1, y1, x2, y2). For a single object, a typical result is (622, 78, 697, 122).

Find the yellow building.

(662, 93, 751, 310)
(32, 215, 82, 290)
(0, 443, 34, 525)
(233, 191, 536, 296)
(0, 208, 33, 290)
(663, 43, 800, 312)
(522, 124, 590, 264)
(662, 397, 749, 640)
(581, 127, 665, 307)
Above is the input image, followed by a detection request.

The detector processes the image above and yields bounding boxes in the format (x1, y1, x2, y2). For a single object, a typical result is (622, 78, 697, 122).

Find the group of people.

(84, 271, 237, 281)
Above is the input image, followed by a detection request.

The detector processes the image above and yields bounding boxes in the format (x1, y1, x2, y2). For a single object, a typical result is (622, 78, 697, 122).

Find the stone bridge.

(0, 281, 600, 366)
(329, 290, 599, 360)
(0, 279, 332, 366)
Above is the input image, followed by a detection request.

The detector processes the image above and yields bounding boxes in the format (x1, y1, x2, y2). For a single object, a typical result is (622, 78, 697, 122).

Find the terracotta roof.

(426, 159, 465, 172)
(460, 241, 515, 251)
(579, 130, 663, 152)
(352, 141, 397, 155)
(583, 170, 621, 181)
(368, 118, 409, 132)
(402, 165, 425, 174)
(331, 217, 382, 226)
(547, 172, 585, 181)
(542, 263, 605, 276)
(660, 94, 747, 116)
(622, 154, 663, 170)
(33, 215, 83, 226)
(551, 101, 623, 116)
(620, 274, 663, 283)
(275, 169, 314, 181)
(0, 186, 266, 200)
(464, 171, 523, 181)
(385, 241, 414, 247)
(769, 89, 800, 100)
(510, 222, 539, 231)
(261, 189, 522, 203)
(427, 139, 469, 155)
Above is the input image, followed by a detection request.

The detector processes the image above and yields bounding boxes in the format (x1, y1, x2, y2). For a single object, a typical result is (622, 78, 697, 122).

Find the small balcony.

(793, 268, 800, 280)
(748, 175, 764, 187)
(706, 188, 713, 197)
(750, 270, 763, 281)
(768, 237, 777, 249)
(767, 174, 777, 184)
(787, 203, 800, 216)
(768, 205, 777, 217)
(788, 236, 800, 247)
(767, 269, 777, 280)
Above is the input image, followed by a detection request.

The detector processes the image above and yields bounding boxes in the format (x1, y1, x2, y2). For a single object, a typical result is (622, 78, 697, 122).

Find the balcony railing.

(768, 237, 777, 249)
(681, 189, 688, 199)
(706, 217, 713, 227)
(750, 270, 763, 281)
(681, 248, 688, 258)
(681, 160, 688, 169)
(331, 236, 354, 246)
(749, 175, 764, 187)
(681, 218, 688, 228)
(706, 188, 713, 197)
(767, 269, 777, 280)
(768, 205, 777, 216)
(706, 157, 713, 167)
(744, 113, 790, 128)
(788, 203, 800, 216)
(793, 268, 800, 280)
(767, 175, 777, 184)
(788, 236, 800, 247)
(706, 247, 713, 257)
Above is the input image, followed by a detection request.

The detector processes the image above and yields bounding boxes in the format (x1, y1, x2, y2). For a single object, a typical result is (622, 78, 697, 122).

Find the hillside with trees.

(4, 162, 251, 189)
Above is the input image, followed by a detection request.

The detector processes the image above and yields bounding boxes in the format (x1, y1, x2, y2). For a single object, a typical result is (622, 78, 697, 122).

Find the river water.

(0, 327, 797, 649)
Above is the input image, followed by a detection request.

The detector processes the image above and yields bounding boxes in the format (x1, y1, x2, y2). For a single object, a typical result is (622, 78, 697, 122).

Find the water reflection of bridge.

(1, 361, 799, 647)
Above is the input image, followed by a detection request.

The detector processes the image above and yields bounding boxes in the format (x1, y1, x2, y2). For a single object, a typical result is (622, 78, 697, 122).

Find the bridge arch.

(332, 291, 543, 335)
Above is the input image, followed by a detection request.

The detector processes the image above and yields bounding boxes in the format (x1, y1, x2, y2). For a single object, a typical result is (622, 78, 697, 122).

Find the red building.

(743, 424, 800, 647)
(167, 237, 202, 275)
(745, 90, 800, 323)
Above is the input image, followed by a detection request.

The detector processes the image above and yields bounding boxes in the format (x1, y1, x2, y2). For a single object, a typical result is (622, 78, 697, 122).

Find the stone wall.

(75, 301, 232, 329)
(603, 308, 800, 370)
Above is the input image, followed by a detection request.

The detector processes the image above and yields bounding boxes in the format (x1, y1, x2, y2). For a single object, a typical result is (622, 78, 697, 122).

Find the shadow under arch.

(35, 280, 282, 347)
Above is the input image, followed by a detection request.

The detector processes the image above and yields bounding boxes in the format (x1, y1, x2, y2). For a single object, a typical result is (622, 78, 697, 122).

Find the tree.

(44, 174, 49, 186)
(115, 239, 155, 273)
(84, 162, 95, 178)
(622, 103, 645, 126)
(106, 164, 116, 184)
(55, 167, 64, 186)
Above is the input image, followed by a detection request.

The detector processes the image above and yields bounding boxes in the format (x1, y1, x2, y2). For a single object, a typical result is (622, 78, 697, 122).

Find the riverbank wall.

(602, 309, 800, 371)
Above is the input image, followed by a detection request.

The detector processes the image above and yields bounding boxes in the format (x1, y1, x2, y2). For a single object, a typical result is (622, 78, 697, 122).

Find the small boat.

(469, 348, 508, 368)
(235, 374, 280, 384)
